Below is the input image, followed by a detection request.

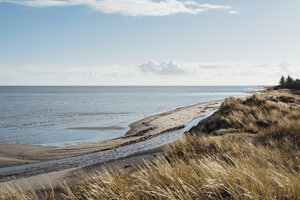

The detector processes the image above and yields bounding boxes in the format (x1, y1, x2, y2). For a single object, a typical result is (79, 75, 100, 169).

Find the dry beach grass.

(1, 90, 299, 199)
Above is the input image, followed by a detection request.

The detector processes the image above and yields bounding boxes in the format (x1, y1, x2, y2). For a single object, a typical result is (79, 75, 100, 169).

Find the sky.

(0, 0, 300, 85)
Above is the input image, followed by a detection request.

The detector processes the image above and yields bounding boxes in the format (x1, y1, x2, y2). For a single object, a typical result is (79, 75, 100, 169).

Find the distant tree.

(279, 76, 286, 85)
(286, 75, 294, 83)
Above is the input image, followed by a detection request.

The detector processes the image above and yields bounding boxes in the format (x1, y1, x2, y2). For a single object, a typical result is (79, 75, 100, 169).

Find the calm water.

(0, 86, 258, 147)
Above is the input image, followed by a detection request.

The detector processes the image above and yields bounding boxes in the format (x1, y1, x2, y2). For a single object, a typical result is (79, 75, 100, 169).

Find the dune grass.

(189, 92, 300, 135)
(1, 90, 299, 200)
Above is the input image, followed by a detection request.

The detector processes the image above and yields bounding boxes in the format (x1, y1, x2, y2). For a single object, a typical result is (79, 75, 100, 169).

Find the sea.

(0, 86, 259, 147)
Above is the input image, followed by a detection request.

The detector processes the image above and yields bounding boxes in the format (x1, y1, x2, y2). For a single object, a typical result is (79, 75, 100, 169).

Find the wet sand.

(67, 125, 125, 130)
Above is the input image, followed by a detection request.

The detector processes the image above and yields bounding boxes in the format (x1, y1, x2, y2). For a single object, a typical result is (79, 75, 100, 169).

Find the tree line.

(279, 75, 296, 85)
(277, 75, 300, 90)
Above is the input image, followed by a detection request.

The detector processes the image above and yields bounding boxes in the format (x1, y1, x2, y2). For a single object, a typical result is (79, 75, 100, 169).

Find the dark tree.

(279, 76, 286, 85)
(286, 75, 294, 83)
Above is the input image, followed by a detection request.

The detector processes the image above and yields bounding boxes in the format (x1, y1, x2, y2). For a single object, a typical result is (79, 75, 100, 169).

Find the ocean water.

(0, 86, 258, 147)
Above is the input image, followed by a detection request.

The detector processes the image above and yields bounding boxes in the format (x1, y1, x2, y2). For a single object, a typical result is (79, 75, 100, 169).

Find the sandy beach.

(0, 99, 222, 193)
(0, 100, 221, 170)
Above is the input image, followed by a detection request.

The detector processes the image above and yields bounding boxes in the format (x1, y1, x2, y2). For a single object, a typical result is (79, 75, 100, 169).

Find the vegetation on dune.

(1, 91, 300, 200)
(189, 92, 300, 135)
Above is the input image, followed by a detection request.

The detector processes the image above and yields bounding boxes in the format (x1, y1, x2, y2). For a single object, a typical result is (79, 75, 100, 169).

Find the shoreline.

(0, 100, 222, 171)
(1, 88, 298, 198)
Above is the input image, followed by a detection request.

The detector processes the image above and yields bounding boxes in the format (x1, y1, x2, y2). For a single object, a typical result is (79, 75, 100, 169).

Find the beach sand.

(0, 147, 164, 194)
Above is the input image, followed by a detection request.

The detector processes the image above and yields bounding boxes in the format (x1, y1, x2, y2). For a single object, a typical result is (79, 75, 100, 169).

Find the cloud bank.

(139, 60, 189, 75)
(1, 61, 300, 85)
(2, 0, 231, 16)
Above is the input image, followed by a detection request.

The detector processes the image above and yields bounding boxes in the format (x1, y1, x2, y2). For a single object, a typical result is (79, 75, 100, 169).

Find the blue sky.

(0, 0, 300, 85)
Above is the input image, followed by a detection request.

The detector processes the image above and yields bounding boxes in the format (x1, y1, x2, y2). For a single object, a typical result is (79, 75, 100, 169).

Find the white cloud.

(198, 4, 230, 10)
(278, 62, 300, 76)
(184, 1, 197, 6)
(2, 61, 299, 85)
(229, 10, 239, 14)
(139, 60, 189, 75)
(2, 0, 231, 16)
